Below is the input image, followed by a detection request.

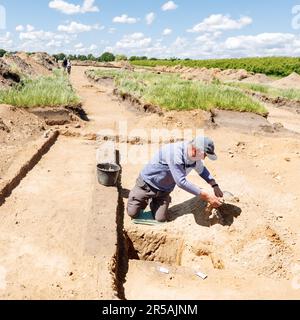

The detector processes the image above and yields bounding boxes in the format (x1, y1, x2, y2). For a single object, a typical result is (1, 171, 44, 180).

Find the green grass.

(87, 69, 267, 115)
(0, 69, 80, 108)
(131, 57, 300, 77)
(226, 81, 300, 101)
(226, 82, 270, 94)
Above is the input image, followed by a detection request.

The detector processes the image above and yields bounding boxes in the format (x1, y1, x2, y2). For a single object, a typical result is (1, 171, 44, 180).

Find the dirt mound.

(0, 104, 46, 177)
(114, 61, 135, 71)
(0, 60, 20, 88)
(30, 52, 58, 71)
(0, 51, 60, 85)
(155, 65, 254, 83)
(219, 69, 251, 81)
(241, 73, 273, 84)
(181, 67, 221, 83)
(272, 72, 300, 90)
(103, 62, 117, 68)
(14, 52, 58, 76)
(2, 53, 37, 77)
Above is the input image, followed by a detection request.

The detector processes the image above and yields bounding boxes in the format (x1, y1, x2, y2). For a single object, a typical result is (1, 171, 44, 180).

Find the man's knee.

(127, 201, 141, 218)
(153, 195, 171, 222)
(127, 190, 148, 218)
(156, 214, 168, 223)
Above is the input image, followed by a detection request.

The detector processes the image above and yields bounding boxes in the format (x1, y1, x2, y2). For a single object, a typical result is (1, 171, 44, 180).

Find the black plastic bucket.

(97, 163, 121, 187)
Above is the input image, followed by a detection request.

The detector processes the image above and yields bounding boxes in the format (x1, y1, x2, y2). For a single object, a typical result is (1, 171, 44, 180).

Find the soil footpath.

(0, 67, 122, 299)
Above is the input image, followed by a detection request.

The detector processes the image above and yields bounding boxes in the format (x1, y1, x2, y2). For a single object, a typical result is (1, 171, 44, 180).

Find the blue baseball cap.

(192, 136, 218, 161)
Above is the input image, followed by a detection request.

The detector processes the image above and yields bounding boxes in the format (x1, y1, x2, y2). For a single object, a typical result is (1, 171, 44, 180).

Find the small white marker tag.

(158, 267, 170, 274)
(196, 271, 208, 280)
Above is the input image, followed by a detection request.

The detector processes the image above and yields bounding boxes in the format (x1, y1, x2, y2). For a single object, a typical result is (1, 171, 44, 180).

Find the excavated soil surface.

(0, 105, 46, 178)
(1, 66, 300, 300)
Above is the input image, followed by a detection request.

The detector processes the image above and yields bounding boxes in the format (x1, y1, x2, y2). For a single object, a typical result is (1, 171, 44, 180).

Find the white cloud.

(188, 32, 300, 58)
(46, 39, 63, 47)
(146, 12, 155, 25)
(173, 36, 187, 47)
(26, 24, 35, 32)
(224, 33, 298, 53)
(16, 24, 35, 32)
(16, 25, 24, 32)
(113, 14, 139, 24)
(162, 1, 178, 11)
(196, 32, 222, 42)
(106, 30, 300, 60)
(20, 30, 55, 41)
(115, 32, 152, 49)
(0, 32, 13, 49)
(81, 0, 99, 13)
(14, 26, 78, 53)
(19, 28, 76, 43)
(163, 28, 172, 36)
(129, 32, 144, 40)
(49, 0, 80, 14)
(57, 21, 101, 33)
(49, 0, 99, 15)
(108, 28, 116, 34)
(187, 14, 252, 33)
(89, 44, 97, 50)
(73, 43, 98, 54)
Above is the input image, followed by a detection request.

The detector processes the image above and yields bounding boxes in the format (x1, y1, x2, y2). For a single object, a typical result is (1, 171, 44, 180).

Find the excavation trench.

(30, 104, 89, 126)
(112, 141, 295, 300)
(117, 209, 294, 300)
(86, 69, 299, 299)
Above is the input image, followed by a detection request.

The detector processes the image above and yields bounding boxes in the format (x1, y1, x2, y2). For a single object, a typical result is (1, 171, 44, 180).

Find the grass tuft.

(87, 69, 267, 115)
(226, 81, 300, 101)
(0, 69, 80, 108)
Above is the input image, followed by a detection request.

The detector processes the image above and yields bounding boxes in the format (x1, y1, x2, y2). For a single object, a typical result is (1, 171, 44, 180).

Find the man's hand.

(200, 191, 223, 208)
(213, 185, 223, 198)
(209, 180, 224, 198)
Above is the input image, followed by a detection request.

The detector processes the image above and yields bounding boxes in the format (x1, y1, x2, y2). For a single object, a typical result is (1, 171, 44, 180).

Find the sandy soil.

(75, 67, 300, 299)
(0, 105, 46, 178)
(272, 72, 300, 90)
(125, 260, 299, 300)
(0, 68, 121, 299)
(74, 66, 300, 299)
(0, 135, 120, 299)
(122, 128, 300, 299)
(0, 66, 299, 300)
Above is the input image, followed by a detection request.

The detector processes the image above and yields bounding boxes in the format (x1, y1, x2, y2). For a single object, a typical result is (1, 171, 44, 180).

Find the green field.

(87, 69, 267, 115)
(0, 70, 80, 108)
(226, 82, 300, 101)
(131, 57, 300, 77)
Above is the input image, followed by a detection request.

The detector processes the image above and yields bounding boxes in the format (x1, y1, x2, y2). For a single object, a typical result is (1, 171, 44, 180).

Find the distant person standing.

(67, 59, 72, 75)
(62, 57, 68, 72)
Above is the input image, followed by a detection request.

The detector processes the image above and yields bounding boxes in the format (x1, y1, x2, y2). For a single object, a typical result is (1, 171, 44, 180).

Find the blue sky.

(0, 0, 300, 58)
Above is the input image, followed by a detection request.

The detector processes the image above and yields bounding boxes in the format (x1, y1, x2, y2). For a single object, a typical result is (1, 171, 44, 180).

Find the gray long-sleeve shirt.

(141, 141, 215, 196)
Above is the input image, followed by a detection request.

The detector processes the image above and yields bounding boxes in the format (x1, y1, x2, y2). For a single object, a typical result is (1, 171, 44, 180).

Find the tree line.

(52, 52, 155, 62)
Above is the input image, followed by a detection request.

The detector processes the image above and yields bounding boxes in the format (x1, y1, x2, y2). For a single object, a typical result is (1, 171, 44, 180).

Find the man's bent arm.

(169, 162, 202, 196)
(200, 167, 215, 184)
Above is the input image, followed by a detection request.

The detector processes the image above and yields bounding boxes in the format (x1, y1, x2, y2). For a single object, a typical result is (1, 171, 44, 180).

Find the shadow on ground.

(168, 197, 242, 227)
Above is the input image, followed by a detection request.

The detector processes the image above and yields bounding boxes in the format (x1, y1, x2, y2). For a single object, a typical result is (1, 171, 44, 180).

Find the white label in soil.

(196, 271, 208, 280)
(158, 267, 170, 274)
